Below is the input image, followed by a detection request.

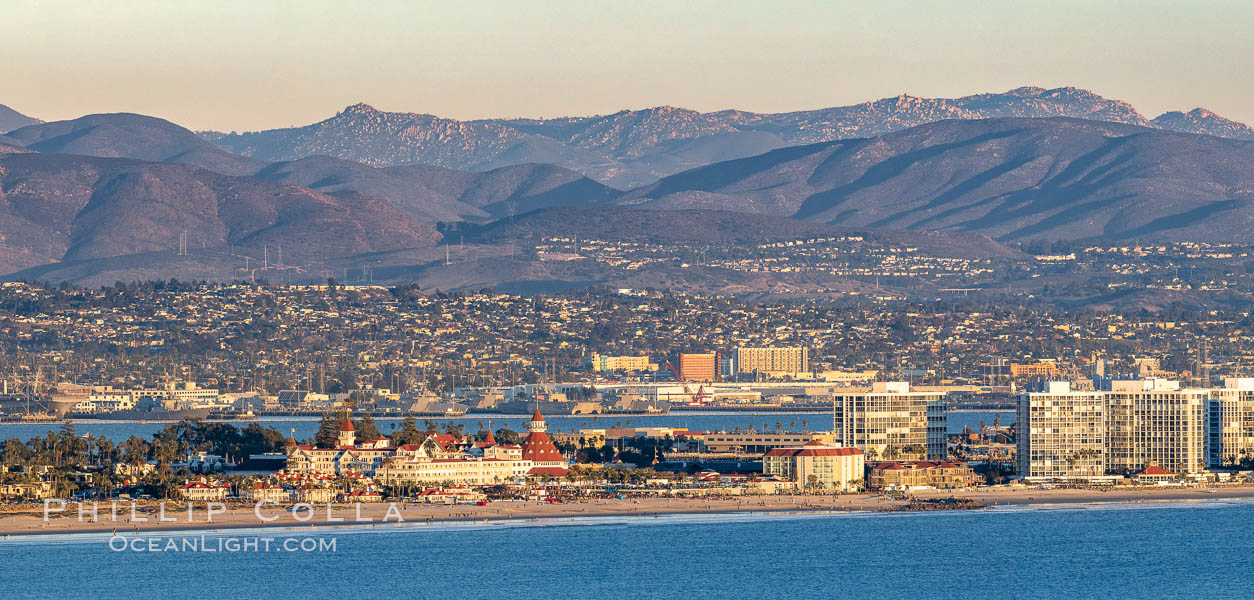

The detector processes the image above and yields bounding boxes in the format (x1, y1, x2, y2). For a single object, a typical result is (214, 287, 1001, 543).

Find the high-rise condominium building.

(1017, 382, 1106, 479)
(734, 347, 809, 376)
(832, 382, 947, 461)
(926, 400, 949, 460)
(1208, 378, 1254, 467)
(1103, 379, 1207, 475)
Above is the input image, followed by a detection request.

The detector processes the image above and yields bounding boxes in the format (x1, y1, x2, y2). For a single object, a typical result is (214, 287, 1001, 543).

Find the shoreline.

(5, 486, 1254, 539)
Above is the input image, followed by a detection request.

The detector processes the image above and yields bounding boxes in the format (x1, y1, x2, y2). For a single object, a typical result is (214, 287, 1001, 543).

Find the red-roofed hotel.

(763, 440, 865, 491)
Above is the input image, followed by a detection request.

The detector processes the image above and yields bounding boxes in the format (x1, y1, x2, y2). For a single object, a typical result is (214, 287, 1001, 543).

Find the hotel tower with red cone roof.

(521, 409, 570, 476)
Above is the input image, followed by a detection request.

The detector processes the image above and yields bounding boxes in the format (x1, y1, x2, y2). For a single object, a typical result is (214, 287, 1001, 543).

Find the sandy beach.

(3, 485, 1254, 538)
(913, 485, 1254, 507)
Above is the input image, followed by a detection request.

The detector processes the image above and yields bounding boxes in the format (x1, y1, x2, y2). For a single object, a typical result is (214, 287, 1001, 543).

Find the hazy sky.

(4, 0, 1252, 131)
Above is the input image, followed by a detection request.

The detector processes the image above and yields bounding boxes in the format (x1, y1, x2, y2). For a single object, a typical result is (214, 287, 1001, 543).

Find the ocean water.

(0, 411, 1007, 442)
(0, 501, 1248, 599)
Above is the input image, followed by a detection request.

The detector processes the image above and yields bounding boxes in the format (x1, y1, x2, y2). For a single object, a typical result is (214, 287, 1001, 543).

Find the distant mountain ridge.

(202, 103, 609, 181)
(202, 87, 1253, 188)
(618, 117, 1254, 241)
(0, 104, 41, 134)
(5, 112, 618, 225)
(9, 109, 1254, 245)
(6, 91, 1254, 290)
(1151, 108, 1254, 140)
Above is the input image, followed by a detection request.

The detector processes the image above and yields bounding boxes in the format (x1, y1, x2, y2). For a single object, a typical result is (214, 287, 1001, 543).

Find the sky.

(3, 0, 1252, 132)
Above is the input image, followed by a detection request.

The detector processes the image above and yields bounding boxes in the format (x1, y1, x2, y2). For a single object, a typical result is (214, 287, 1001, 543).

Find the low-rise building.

(340, 489, 383, 502)
(586, 354, 654, 372)
(700, 431, 832, 454)
(763, 440, 864, 492)
(868, 461, 979, 490)
(245, 483, 292, 503)
(1132, 461, 1178, 484)
(416, 486, 487, 504)
(0, 481, 53, 500)
(296, 485, 336, 503)
(178, 480, 230, 502)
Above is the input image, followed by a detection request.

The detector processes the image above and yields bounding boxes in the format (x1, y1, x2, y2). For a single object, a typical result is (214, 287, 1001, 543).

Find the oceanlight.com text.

(108, 535, 337, 553)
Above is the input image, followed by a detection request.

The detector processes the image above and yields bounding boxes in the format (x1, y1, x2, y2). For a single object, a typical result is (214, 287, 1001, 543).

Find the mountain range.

(620, 117, 1254, 241)
(4, 86, 1254, 297)
(4, 113, 619, 225)
(202, 87, 1254, 188)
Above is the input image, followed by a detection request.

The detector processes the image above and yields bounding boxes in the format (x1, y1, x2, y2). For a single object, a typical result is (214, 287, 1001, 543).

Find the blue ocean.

(0, 410, 1007, 442)
(0, 501, 1247, 599)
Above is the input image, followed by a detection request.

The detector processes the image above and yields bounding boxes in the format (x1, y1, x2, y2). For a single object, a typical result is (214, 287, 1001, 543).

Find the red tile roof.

(798, 447, 862, 457)
(182, 481, 229, 490)
(527, 466, 568, 477)
(521, 430, 564, 463)
(765, 446, 863, 458)
(344, 489, 381, 497)
(429, 434, 458, 449)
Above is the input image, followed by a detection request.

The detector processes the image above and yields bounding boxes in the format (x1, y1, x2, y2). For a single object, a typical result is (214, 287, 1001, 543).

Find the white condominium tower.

(1017, 382, 1106, 479)
(1103, 379, 1207, 475)
(1208, 378, 1254, 467)
(832, 382, 947, 461)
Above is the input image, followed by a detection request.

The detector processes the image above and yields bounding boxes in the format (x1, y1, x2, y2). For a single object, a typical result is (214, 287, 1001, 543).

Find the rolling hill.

(0, 152, 440, 276)
(250, 156, 485, 224)
(384, 163, 620, 220)
(0, 104, 40, 133)
(617, 117, 1254, 241)
(4, 112, 619, 225)
(5, 113, 263, 175)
